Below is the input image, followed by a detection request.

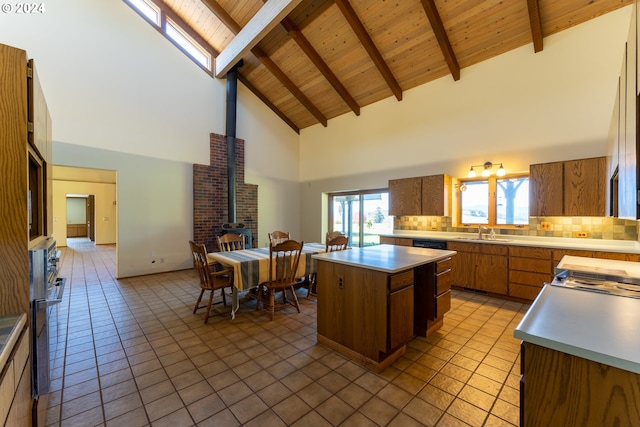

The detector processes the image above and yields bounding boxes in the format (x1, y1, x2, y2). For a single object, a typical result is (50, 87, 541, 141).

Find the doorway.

(65, 195, 95, 241)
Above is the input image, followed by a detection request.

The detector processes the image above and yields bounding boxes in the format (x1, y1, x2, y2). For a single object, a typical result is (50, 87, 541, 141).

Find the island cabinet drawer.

(389, 270, 413, 292)
(435, 270, 451, 295)
(509, 246, 552, 260)
(435, 289, 451, 318)
(436, 257, 452, 274)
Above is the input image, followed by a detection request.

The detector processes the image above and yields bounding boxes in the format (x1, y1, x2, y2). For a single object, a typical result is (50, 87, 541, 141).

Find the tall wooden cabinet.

(0, 42, 52, 427)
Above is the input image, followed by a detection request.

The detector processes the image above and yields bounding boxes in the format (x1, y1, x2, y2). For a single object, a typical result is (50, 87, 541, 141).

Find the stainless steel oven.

(29, 238, 65, 398)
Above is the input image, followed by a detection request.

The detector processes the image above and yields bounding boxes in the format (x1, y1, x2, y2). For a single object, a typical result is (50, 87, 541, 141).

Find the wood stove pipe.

(225, 60, 243, 223)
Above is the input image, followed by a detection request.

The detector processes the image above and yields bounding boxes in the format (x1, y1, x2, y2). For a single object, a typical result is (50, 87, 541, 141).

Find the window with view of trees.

(328, 190, 392, 247)
(459, 175, 529, 227)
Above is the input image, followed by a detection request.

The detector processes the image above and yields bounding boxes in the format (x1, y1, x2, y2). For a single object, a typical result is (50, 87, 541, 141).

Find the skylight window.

(165, 20, 211, 69)
(125, 0, 159, 25)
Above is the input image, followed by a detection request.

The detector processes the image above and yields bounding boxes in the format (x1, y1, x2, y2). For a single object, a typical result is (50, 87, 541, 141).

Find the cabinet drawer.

(436, 257, 452, 274)
(435, 289, 451, 319)
(12, 330, 28, 382)
(436, 270, 451, 295)
(510, 257, 553, 274)
(510, 271, 551, 287)
(447, 241, 508, 256)
(509, 246, 552, 259)
(389, 270, 413, 292)
(509, 283, 543, 300)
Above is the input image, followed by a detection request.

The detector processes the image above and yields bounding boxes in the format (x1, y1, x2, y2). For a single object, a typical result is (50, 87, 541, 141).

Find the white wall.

(298, 6, 633, 242)
(1, 0, 301, 274)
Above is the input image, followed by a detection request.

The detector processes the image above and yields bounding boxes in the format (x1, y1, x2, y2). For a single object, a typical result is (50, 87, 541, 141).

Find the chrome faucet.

(478, 226, 489, 240)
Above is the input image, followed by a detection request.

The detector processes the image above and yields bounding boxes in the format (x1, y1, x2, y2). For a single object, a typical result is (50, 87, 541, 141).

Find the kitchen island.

(514, 284, 640, 427)
(313, 244, 455, 372)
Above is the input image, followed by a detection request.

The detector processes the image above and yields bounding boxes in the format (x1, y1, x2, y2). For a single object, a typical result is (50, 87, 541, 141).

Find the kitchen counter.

(380, 230, 640, 253)
(0, 313, 27, 371)
(514, 284, 640, 374)
(312, 243, 456, 273)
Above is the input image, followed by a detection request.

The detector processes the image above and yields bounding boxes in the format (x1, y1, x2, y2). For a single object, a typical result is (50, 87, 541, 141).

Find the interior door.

(87, 194, 95, 242)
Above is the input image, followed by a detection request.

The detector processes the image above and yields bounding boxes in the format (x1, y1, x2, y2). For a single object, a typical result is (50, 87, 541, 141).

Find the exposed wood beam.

(205, 0, 327, 127)
(280, 17, 360, 116)
(420, 0, 460, 81)
(527, 0, 544, 53)
(334, 0, 402, 101)
(238, 74, 300, 134)
(252, 47, 327, 126)
(201, 0, 241, 33)
(215, 0, 303, 77)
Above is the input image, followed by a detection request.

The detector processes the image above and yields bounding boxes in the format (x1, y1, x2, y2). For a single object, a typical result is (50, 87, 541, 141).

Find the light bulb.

(496, 164, 506, 177)
(481, 168, 491, 177)
(468, 167, 476, 178)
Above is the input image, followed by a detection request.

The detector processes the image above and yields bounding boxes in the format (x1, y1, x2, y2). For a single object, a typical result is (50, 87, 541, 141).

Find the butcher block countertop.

(514, 285, 640, 374)
(312, 244, 455, 273)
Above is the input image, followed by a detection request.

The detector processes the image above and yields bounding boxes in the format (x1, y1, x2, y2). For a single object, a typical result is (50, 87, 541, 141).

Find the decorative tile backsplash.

(394, 216, 639, 241)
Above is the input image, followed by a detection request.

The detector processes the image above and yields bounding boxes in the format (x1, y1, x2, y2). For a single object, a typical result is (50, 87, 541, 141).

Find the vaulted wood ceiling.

(149, 0, 632, 133)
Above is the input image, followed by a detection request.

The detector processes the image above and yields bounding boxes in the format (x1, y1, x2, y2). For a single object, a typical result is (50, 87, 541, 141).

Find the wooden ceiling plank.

(203, 0, 327, 126)
(215, 0, 304, 77)
(281, 16, 361, 116)
(420, 0, 460, 81)
(238, 73, 300, 134)
(201, 0, 241, 32)
(527, 0, 544, 52)
(253, 46, 328, 126)
(334, 0, 403, 101)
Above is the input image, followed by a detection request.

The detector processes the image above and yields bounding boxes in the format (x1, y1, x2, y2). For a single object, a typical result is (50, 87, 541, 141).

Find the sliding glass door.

(329, 189, 391, 247)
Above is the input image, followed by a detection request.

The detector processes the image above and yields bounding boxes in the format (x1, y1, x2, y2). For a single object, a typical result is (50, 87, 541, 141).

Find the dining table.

(207, 242, 326, 318)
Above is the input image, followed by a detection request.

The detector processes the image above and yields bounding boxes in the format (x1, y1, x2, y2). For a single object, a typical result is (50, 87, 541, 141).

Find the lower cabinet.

(316, 257, 450, 372)
(509, 246, 553, 300)
(0, 324, 31, 427)
(447, 241, 508, 294)
(521, 342, 640, 427)
(379, 237, 412, 246)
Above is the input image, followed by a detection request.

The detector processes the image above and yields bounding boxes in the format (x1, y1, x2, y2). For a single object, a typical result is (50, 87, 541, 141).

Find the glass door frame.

(328, 188, 389, 247)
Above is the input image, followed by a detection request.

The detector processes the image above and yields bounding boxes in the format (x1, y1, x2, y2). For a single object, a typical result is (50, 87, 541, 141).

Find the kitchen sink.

(455, 236, 513, 242)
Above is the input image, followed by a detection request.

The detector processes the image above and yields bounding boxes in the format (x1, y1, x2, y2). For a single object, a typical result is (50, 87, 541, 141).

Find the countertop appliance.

(550, 255, 640, 299)
(412, 239, 448, 250)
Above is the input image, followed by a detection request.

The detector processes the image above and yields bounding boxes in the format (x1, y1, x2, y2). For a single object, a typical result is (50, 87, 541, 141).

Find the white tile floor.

(45, 238, 527, 426)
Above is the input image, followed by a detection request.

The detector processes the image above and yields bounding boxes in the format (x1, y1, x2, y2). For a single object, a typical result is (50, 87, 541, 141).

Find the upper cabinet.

(421, 174, 451, 216)
(530, 157, 606, 217)
(388, 177, 421, 216)
(389, 174, 451, 217)
(606, 0, 638, 219)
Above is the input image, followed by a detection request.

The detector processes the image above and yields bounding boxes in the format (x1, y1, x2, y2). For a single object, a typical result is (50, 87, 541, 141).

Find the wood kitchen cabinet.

(508, 246, 553, 301)
(316, 260, 414, 371)
(421, 174, 451, 216)
(388, 177, 421, 216)
(530, 157, 606, 217)
(389, 174, 451, 216)
(447, 241, 508, 295)
(521, 342, 640, 427)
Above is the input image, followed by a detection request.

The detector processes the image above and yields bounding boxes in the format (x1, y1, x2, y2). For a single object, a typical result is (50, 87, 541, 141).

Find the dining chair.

(189, 241, 234, 324)
(268, 230, 290, 245)
(217, 233, 245, 252)
(308, 233, 349, 297)
(255, 239, 304, 320)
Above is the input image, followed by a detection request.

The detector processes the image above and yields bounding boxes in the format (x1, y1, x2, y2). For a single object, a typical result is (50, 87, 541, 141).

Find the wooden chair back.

(189, 241, 214, 289)
(325, 234, 348, 253)
(268, 239, 303, 286)
(268, 230, 290, 245)
(217, 233, 245, 252)
(326, 231, 344, 241)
